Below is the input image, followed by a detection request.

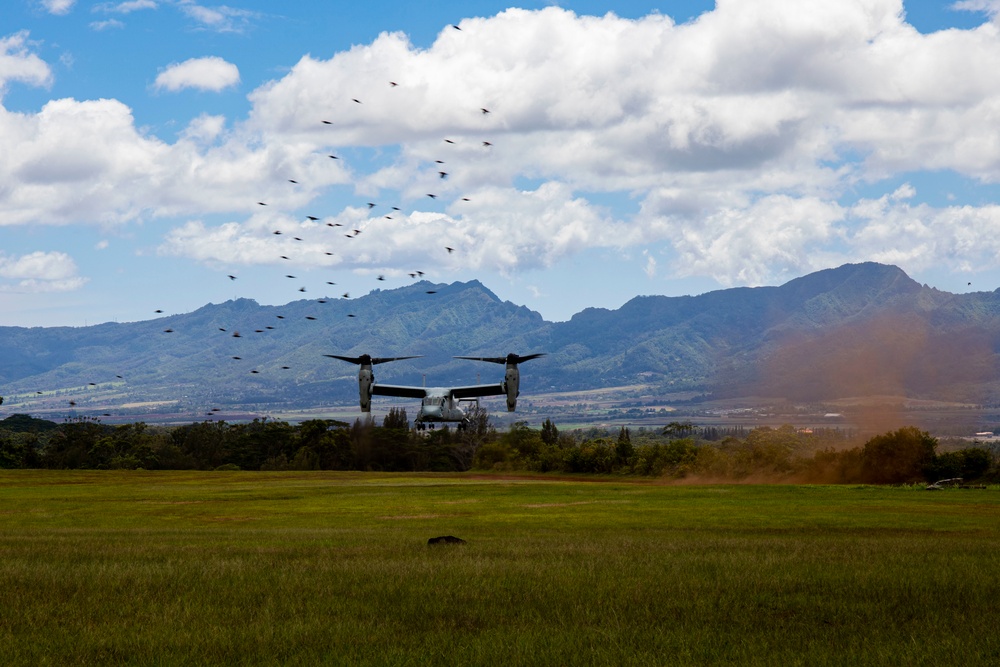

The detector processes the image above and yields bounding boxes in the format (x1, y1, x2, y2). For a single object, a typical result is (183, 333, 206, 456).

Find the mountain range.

(3, 262, 1000, 418)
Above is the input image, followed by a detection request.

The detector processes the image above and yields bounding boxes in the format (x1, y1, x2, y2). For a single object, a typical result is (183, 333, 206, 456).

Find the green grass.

(1, 472, 998, 665)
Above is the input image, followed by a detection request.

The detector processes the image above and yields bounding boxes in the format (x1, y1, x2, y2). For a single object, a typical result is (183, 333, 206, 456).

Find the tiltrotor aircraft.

(325, 353, 545, 429)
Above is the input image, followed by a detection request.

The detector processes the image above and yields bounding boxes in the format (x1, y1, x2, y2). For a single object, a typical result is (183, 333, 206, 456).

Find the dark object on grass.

(428, 535, 465, 546)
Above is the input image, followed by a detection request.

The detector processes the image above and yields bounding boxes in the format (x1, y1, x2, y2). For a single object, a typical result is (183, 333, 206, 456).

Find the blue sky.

(3, 0, 1000, 327)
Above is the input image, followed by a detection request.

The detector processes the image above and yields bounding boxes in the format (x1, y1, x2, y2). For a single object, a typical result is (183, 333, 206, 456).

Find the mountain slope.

(4, 263, 1000, 413)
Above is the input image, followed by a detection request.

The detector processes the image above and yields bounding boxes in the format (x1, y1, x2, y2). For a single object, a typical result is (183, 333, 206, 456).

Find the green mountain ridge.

(3, 263, 1000, 415)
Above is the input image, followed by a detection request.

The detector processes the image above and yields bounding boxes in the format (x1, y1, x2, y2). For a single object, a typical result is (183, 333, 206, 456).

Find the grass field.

(1, 471, 998, 666)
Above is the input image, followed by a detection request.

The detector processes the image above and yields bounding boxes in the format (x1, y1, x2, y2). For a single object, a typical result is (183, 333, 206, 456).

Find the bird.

(299, 287, 307, 292)
(461, 198, 470, 202)
(232, 356, 242, 360)
(322, 120, 332, 124)
(306, 216, 319, 221)
(452, 24, 461, 30)
(389, 81, 398, 87)
(446, 247, 454, 253)
(294, 237, 303, 241)
(326, 222, 343, 227)
(232, 332, 242, 337)
(286, 275, 296, 279)
(439, 171, 448, 179)
(481, 108, 490, 114)
(318, 299, 328, 303)
(273, 230, 282, 235)
(266, 326, 275, 330)
(385, 215, 392, 219)
(427, 194, 437, 199)
(69, 400, 76, 406)
(444, 139, 455, 144)
(378, 275, 385, 281)
(219, 327, 227, 332)
(250, 370, 259, 374)
(155, 309, 163, 313)
(482, 141, 492, 147)
(329, 154, 339, 159)
(258, 202, 267, 206)
(163, 328, 173, 333)
(392, 206, 401, 211)
(228, 275, 237, 280)
(367, 202, 376, 209)
(326, 281, 336, 285)
(255, 329, 264, 333)
(281, 366, 291, 370)
(435, 160, 445, 164)
(352, 98, 362, 104)
(347, 314, 356, 318)
(305, 316, 317, 320)
(281, 256, 290, 260)
(88, 382, 96, 386)
(289, 179, 298, 184)
(426, 290, 437, 294)
(342, 292, 350, 298)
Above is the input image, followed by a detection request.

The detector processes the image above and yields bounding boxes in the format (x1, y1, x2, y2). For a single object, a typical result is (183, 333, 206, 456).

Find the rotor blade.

(454, 353, 546, 364)
(454, 356, 506, 364)
(323, 354, 422, 365)
(371, 356, 423, 365)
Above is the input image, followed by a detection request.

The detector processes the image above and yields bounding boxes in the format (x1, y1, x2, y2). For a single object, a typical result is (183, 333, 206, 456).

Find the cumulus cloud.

(154, 56, 240, 92)
(0, 32, 53, 92)
(12, 2, 1000, 291)
(0, 251, 86, 292)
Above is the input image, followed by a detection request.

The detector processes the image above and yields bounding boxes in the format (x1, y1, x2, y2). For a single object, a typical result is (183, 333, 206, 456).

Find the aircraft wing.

(450, 383, 506, 399)
(371, 384, 428, 399)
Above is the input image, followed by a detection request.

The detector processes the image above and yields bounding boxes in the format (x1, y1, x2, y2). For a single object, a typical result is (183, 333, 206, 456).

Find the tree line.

(0, 411, 995, 484)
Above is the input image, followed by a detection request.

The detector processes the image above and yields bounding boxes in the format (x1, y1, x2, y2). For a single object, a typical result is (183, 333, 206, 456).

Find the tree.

(663, 421, 695, 438)
(382, 407, 409, 430)
(452, 405, 495, 471)
(540, 419, 559, 446)
(860, 426, 937, 484)
(615, 426, 634, 466)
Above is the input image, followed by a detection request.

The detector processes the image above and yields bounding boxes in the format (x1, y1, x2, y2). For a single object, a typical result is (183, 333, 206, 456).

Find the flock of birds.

(47, 78, 502, 419)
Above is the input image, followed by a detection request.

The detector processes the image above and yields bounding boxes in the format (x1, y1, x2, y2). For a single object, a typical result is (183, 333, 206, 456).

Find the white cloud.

(39, 0, 76, 15)
(154, 56, 240, 92)
(108, 0, 157, 12)
(90, 19, 125, 31)
(13, 2, 1000, 292)
(176, 1, 257, 33)
(0, 251, 86, 292)
(667, 195, 847, 286)
(0, 32, 53, 92)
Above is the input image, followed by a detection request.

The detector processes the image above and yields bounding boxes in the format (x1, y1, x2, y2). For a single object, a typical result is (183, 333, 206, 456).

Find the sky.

(3, 0, 1000, 328)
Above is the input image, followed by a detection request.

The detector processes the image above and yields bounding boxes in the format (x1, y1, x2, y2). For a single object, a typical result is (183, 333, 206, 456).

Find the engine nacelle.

(504, 363, 520, 412)
(358, 365, 373, 412)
